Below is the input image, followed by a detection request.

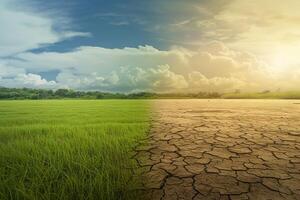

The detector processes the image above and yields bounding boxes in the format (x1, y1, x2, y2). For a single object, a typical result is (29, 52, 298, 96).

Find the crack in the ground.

(130, 100, 300, 200)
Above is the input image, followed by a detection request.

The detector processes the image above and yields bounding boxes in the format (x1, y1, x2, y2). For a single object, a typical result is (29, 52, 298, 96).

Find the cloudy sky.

(0, 0, 299, 92)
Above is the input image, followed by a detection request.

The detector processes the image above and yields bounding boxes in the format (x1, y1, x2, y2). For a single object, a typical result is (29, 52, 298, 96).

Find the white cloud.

(0, 62, 25, 77)
(2, 40, 299, 92)
(0, 0, 89, 57)
(3, 41, 297, 92)
(0, 73, 57, 89)
(0, 61, 57, 89)
(54, 65, 188, 92)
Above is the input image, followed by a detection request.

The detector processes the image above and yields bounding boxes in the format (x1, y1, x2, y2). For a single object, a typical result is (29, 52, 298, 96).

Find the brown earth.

(132, 99, 300, 200)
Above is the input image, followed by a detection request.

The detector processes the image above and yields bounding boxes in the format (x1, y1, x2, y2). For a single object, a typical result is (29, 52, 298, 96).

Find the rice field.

(0, 100, 150, 200)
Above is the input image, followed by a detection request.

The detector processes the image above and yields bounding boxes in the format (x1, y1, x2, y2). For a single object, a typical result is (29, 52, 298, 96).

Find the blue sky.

(0, 0, 299, 92)
(21, 0, 227, 52)
(28, 0, 167, 52)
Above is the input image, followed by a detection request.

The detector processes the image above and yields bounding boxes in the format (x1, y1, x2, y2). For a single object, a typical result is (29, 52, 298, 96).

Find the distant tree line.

(0, 87, 222, 100)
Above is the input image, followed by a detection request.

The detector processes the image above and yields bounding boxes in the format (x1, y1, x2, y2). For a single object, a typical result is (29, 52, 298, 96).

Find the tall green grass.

(0, 100, 150, 200)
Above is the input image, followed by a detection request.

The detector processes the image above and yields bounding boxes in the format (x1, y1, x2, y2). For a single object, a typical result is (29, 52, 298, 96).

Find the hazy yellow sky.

(154, 0, 300, 91)
(216, 0, 300, 70)
(163, 0, 300, 68)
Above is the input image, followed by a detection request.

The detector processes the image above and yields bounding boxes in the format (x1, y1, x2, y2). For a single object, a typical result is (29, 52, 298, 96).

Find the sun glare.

(267, 50, 291, 72)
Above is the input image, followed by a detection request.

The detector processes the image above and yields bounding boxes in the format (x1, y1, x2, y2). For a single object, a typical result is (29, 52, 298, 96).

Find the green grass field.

(0, 100, 150, 200)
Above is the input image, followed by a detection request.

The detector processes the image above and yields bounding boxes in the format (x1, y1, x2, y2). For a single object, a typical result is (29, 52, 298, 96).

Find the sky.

(0, 0, 299, 92)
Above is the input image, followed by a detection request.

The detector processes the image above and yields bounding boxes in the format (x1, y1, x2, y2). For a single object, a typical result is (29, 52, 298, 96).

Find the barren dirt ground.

(133, 99, 300, 200)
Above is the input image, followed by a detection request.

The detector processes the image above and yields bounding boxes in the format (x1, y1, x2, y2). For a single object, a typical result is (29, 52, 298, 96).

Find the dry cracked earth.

(131, 99, 300, 200)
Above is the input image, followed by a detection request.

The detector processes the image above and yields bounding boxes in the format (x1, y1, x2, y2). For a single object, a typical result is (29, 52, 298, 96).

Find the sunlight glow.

(266, 47, 298, 73)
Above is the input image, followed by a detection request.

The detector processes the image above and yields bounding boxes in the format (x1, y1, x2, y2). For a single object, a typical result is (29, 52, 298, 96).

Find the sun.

(267, 50, 291, 72)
